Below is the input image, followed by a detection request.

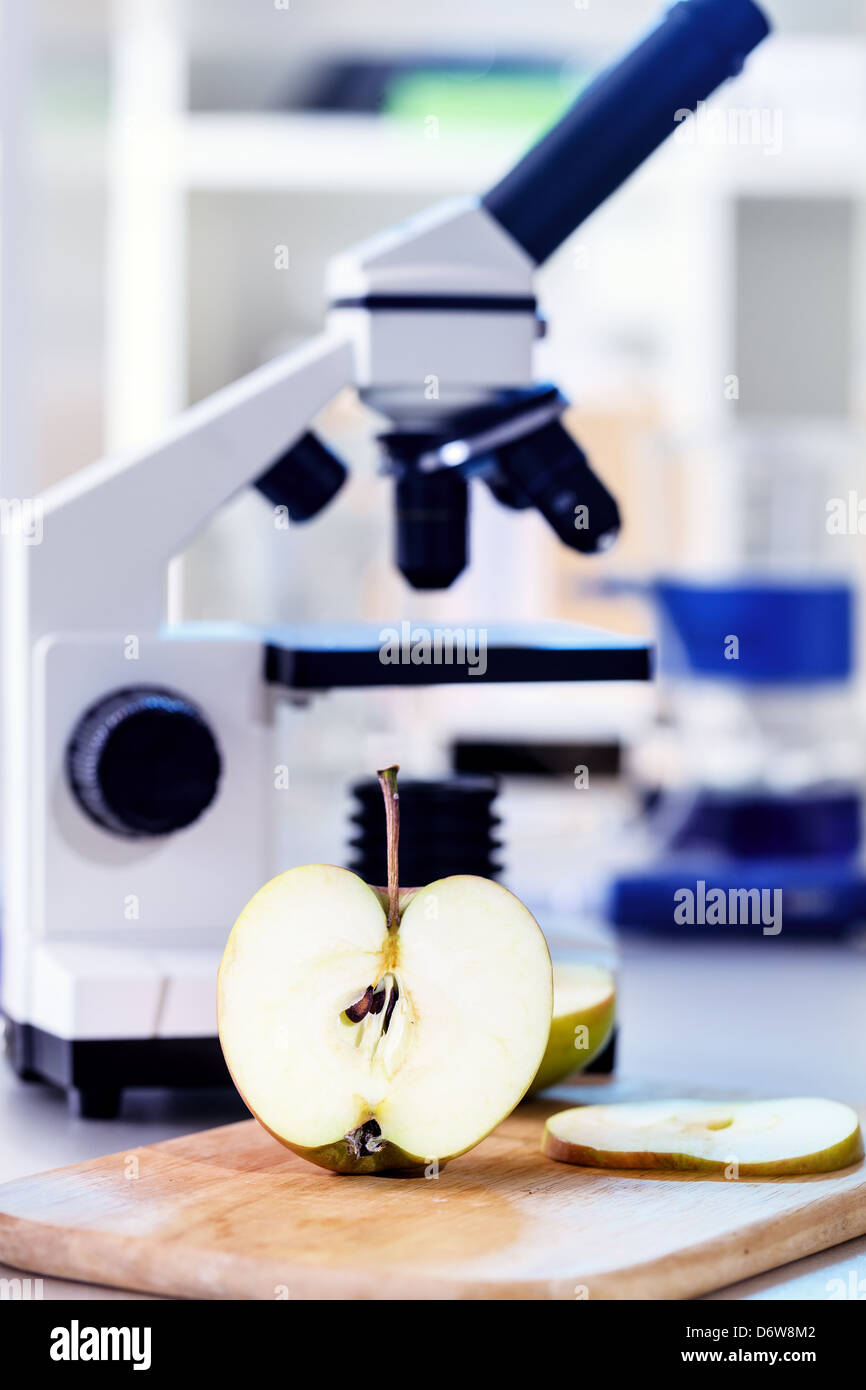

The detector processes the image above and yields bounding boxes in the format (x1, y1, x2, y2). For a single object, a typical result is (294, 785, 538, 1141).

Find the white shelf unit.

(181, 112, 525, 195)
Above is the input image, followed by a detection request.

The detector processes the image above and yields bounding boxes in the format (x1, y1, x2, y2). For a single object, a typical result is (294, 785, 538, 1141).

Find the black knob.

(67, 687, 222, 837)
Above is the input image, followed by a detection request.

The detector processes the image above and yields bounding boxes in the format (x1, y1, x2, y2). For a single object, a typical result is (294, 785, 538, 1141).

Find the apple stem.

(377, 765, 401, 933)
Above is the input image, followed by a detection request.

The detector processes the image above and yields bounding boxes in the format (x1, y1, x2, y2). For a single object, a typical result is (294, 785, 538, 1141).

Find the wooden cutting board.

(1, 1092, 864, 1300)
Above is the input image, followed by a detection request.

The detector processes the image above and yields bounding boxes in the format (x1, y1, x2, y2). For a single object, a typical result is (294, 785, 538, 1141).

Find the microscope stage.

(264, 621, 651, 689)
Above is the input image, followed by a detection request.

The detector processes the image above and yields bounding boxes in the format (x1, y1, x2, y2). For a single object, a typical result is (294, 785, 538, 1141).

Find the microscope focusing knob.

(67, 687, 222, 837)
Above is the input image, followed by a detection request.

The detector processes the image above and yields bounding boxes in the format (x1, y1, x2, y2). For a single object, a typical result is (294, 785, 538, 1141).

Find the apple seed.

(382, 980, 400, 1035)
(345, 986, 375, 1023)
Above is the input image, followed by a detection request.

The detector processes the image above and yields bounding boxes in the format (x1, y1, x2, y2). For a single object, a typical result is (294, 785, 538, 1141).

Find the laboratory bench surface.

(1, 936, 865, 1302)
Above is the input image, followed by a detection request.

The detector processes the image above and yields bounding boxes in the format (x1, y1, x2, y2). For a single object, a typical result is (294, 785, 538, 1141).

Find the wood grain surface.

(1, 1095, 864, 1300)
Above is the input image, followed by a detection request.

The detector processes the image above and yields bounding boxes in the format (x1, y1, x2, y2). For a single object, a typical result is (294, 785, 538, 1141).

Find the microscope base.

(4, 1018, 231, 1118)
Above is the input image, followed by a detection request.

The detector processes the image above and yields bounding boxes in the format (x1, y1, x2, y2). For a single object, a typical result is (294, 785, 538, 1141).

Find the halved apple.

(218, 767, 553, 1174)
(542, 1097, 864, 1175)
(529, 962, 615, 1094)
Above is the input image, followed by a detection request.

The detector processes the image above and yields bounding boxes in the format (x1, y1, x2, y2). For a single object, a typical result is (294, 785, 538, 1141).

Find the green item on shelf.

(384, 70, 587, 135)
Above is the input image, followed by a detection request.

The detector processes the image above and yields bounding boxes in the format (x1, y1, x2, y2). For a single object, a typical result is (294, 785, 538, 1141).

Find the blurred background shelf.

(180, 112, 523, 193)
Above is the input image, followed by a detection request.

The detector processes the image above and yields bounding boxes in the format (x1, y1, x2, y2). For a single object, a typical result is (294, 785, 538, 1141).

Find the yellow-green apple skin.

(542, 1098, 864, 1176)
(218, 864, 553, 1176)
(528, 963, 616, 1095)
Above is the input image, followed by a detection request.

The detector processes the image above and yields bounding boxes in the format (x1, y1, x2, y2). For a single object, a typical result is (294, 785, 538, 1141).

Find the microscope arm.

(28, 332, 355, 635)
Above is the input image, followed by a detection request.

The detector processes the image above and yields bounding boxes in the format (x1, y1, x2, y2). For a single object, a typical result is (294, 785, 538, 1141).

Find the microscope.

(1, 0, 770, 1115)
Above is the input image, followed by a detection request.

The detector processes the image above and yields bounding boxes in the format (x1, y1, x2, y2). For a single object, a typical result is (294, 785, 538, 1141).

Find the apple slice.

(543, 1098, 864, 1175)
(218, 766, 552, 1174)
(529, 962, 615, 1094)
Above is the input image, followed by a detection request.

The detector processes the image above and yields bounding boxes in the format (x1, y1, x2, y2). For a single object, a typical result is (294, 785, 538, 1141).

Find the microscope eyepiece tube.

(482, 0, 771, 265)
